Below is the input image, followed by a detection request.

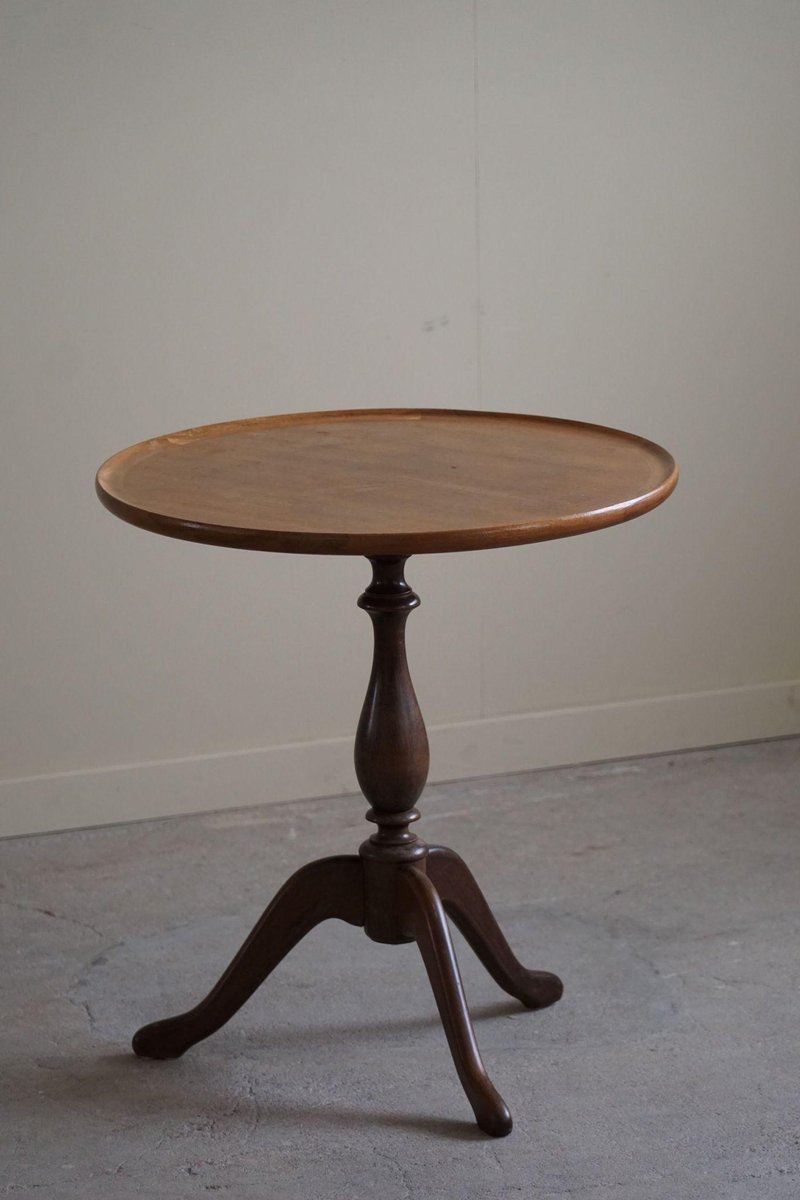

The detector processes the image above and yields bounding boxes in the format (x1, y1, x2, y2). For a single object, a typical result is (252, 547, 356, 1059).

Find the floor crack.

(67, 993, 97, 1032)
(0, 897, 104, 939)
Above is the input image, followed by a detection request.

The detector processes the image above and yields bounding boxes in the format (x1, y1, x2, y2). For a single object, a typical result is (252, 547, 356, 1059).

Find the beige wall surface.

(2, 1, 798, 837)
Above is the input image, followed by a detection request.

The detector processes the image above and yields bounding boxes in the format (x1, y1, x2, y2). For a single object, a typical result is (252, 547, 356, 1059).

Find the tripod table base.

(132, 844, 562, 1137)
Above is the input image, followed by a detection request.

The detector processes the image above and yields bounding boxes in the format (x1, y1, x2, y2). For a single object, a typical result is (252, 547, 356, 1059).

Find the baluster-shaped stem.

(355, 556, 430, 865)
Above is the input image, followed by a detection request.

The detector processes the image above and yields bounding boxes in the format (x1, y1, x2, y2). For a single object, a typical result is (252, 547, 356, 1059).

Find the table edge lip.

(94, 406, 679, 555)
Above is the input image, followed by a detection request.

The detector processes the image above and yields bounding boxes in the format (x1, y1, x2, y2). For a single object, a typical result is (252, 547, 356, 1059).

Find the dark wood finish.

(131, 558, 566, 1135)
(96, 407, 678, 555)
(356, 556, 429, 943)
(401, 865, 513, 1138)
(132, 855, 364, 1060)
(427, 845, 563, 1010)
(355, 557, 429, 831)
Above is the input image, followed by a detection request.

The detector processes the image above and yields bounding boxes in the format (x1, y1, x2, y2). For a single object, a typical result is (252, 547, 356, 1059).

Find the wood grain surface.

(95, 408, 678, 555)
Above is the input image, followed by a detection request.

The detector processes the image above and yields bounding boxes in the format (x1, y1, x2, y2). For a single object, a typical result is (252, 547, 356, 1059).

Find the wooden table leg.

(427, 845, 563, 1010)
(132, 854, 363, 1059)
(401, 865, 513, 1137)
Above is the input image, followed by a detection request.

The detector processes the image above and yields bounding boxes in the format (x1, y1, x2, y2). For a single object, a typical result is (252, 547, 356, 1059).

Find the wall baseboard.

(2, 679, 798, 838)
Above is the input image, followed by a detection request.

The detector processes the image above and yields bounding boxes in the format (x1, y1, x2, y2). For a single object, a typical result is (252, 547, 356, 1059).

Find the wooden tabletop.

(96, 408, 678, 555)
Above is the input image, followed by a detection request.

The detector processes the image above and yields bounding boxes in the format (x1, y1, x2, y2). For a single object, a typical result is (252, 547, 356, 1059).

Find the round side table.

(96, 407, 677, 1137)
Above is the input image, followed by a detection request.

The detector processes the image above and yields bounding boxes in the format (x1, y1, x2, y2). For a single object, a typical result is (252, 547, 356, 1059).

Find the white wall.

(2, 1, 798, 837)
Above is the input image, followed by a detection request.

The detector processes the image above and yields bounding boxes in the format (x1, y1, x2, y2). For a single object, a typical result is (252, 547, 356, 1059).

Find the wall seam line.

(472, 0, 487, 720)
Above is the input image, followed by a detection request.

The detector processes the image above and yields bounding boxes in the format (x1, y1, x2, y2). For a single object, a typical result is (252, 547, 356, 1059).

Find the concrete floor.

(2, 738, 799, 1199)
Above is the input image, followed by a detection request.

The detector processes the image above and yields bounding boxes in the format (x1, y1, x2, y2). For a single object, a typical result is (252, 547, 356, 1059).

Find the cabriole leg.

(400, 866, 513, 1137)
(427, 845, 563, 1010)
(133, 854, 364, 1059)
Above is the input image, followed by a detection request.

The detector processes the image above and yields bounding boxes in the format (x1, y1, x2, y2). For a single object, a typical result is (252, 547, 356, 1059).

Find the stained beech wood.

(427, 845, 563, 1011)
(96, 407, 678, 556)
(129, 558, 567, 1136)
(401, 865, 513, 1137)
(355, 558, 429, 827)
(132, 855, 364, 1060)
